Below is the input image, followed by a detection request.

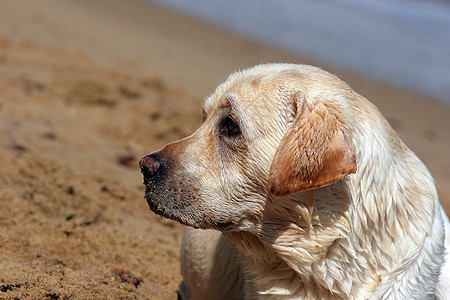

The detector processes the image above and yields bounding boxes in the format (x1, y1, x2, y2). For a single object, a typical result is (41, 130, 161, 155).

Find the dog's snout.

(140, 154, 161, 177)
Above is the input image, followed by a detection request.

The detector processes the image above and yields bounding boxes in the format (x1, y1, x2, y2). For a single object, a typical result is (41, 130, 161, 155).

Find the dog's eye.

(219, 116, 241, 138)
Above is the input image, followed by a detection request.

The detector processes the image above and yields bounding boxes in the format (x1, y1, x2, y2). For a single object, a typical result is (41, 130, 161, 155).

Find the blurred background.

(0, 1, 448, 299)
(151, 0, 450, 105)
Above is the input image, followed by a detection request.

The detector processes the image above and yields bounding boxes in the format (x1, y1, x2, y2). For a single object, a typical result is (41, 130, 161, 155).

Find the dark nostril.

(139, 155, 161, 176)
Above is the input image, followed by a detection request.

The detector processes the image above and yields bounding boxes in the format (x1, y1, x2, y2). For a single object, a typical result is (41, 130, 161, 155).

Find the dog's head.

(140, 64, 357, 231)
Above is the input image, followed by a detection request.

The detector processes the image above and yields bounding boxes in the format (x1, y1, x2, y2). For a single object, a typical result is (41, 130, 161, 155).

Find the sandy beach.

(0, 0, 449, 299)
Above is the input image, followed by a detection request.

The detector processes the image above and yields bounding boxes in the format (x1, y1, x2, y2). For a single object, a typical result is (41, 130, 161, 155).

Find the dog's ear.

(269, 100, 356, 197)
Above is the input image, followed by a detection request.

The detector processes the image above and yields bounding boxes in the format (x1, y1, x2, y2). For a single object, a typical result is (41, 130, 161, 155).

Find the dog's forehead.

(205, 77, 260, 108)
(203, 64, 328, 109)
(203, 75, 284, 119)
(202, 63, 352, 124)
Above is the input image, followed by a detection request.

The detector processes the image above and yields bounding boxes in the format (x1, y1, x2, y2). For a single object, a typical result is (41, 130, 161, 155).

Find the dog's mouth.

(143, 185, 193, 226)
(142, 175, 193, 224)
(140, 157, 240, 231)
(139, 156, 203, 227)
(147, 196, 238, 231)
(143, 180, 238, 231)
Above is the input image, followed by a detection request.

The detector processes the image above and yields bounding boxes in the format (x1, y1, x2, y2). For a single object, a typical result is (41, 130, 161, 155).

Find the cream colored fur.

(146, 64, 450, 299)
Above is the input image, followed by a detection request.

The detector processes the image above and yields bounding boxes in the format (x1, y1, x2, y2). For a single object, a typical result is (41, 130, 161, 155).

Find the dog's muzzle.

(139, 151, 238, 230)
(139, 152, 198, 226)
(139, 153, 172, 217)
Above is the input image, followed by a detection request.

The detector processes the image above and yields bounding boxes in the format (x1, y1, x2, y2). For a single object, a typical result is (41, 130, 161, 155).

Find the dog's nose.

(140, 154, 161, 177)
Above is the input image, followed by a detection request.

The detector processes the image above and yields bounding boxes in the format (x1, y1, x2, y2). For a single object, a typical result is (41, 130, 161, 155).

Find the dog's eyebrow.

(222, 95, 242, 117)
(217, 98, 232, 110)
(205, 94, 247, 126)
(203, 96, 233, 116)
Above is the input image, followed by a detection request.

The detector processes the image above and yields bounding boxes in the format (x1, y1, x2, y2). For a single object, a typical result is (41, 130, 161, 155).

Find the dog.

(140, 64, 450, 299)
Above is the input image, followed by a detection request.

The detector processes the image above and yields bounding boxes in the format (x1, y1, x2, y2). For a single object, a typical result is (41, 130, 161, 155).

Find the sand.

(0, 0, 448, 299)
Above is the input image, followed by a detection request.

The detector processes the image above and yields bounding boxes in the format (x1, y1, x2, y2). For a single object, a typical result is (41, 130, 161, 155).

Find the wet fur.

(141, 64, 450, 299)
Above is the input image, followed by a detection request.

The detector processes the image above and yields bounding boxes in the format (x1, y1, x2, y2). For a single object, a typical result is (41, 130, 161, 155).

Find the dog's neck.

(225, 156, 444, 299)
(226, 185, 362, 299)
(226, 230, 340, 299)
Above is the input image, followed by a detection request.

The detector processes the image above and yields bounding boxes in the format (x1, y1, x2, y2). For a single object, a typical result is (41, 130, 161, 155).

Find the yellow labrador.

(140, 64, 450, 299)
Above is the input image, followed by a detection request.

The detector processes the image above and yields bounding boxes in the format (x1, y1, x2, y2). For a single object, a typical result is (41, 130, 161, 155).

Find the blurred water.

(149, 0, 450, 105)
